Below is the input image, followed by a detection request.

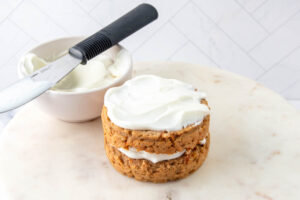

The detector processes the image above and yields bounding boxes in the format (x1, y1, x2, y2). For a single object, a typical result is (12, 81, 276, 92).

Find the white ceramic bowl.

(18, 36, 132, 122)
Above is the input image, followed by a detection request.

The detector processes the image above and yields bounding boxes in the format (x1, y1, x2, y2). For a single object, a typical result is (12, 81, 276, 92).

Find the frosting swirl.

(104, 75, 209, 131)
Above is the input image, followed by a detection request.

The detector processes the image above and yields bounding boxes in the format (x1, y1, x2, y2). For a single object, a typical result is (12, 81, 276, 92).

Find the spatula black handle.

(69, 3, 158, 64)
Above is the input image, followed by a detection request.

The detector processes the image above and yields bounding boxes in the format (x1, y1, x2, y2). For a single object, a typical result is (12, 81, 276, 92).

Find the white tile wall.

(0, 20, 30, 66)
(252, 0, 300, 32)
(250, 12, 300, 69)
(235, 0, 268, 13)
(0, 0, 299, 111)
(171, 2, 265, 79)
(258, 47, 300, 94)
(169, 42, 218, 67)
(0, 0, 22, 22)
(133, 23, 187, 61)
(193, 0, 268, 51)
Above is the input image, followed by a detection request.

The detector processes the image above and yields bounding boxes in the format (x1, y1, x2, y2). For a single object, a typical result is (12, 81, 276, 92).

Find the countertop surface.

(0, 62, 299, 200)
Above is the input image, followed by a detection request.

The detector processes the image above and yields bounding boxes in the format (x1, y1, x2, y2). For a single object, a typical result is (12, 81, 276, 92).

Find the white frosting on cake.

(104, 75, 209, 131)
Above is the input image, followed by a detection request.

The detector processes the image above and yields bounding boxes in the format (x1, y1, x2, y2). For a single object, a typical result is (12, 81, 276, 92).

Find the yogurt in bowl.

(18, 36, 132, 122)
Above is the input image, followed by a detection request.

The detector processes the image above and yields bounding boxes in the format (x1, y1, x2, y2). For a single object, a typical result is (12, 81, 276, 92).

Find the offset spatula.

(0, 4, 158, 113)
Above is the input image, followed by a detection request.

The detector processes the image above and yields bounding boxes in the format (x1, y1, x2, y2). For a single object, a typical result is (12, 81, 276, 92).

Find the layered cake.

(101, 75, 210, 182)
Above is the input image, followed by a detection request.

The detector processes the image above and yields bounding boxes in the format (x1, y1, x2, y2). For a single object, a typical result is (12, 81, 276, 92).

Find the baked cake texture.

(101, 75, 210, 183)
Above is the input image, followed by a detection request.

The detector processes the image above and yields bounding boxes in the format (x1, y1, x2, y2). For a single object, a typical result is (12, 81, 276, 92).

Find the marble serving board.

(0, 62, 299, 200)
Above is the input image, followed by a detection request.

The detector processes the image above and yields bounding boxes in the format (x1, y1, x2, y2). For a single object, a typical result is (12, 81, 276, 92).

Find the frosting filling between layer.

(117, 138, 207, 163)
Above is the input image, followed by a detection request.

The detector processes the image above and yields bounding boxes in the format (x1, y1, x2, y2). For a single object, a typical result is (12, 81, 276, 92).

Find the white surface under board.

(0, 62, 299, 200)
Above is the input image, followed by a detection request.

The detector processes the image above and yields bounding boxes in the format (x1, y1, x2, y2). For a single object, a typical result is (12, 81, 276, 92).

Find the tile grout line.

(191, 0, 265, 72)
(0, 0, 23, 25)
(255, 45, 300, 80)
(233, 0, 272, 53)
(166, 41, 189, 61)
(0, 17, 36, 69)
(29, 0, 71, 35)
(8, 18, 38, 42)
(132, 0, 191, 54)
(74, 0, 104, 14)
(248, 9, 300, 53)
(71, 0, 104, 27)
(0, 39, 33, 72)
(250, 0, 269, 14)
(234, 0, 270, 34)
(169, 21, 221, 68)
(279, 78, 300, 95)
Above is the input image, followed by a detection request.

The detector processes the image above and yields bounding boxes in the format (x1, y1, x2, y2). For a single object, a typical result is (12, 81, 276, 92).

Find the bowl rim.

(17, 36, 133, 96)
